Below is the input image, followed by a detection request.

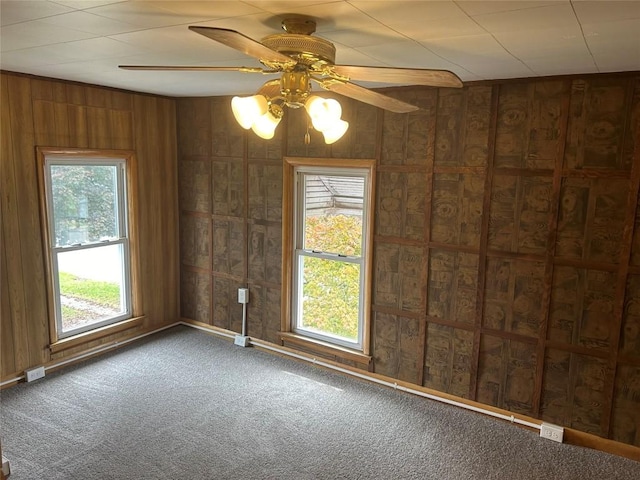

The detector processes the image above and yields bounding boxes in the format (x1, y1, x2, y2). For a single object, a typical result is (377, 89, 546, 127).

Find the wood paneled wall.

(177, 72, 640, 447)
(0, 72, 179, 379)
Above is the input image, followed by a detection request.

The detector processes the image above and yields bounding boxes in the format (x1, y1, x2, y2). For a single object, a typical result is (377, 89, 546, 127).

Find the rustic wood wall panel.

(423, 323, 474, 398)
(488, 175, 553, 254)
(621, 275, 640, 358)
(212, 158, 244, 217)
(1, 72, 179, 379)
(180, 269, 210, 323)
(212, 276, 244, 332)
(334, 100, 378, 160)
(372, 312, 423, 384)
(376, 171, 426, 240)
(431, 173, 484, 246)
(211, 98, 244, 158)
(180, 215, 211, 270)
(435, 86, 492, 167)
(177, 98, 211, 157)
(247, 223, 281, 284)
(179, 158, 211, 214)
(564, 78, 632, 170)
(427, 250, 478, 324)
(540, 349, 609, 436)
(483, 258, 546, 337)
(175, 74, 640, 448)
(548, 266, 617, 349)
(611, 364, 640, 446)
(494, 81, 568, 169)
(374, 243, 425, 314)
(556, 178, 630, 263)
(212, 218, 244, 277)
(248, 163, 282, 222)
(629, 194, 640, 266)
(247, 284, 281, 344)
(477, 335, 538, 415)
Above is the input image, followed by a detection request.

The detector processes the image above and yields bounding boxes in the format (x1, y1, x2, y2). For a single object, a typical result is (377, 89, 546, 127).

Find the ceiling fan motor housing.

(261, 34, 336, 69)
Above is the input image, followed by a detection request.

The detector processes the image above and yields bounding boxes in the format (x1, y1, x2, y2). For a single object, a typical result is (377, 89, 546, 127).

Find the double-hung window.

(40, 151, 134, 341)
(285, 159, 374, 353)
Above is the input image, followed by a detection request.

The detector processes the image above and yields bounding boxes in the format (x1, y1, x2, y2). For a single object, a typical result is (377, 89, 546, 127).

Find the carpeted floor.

(1, 325, 638, 479)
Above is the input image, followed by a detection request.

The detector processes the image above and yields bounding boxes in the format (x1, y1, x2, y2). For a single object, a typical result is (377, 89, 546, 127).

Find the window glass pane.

(303, 175, 363, 255)
(50, 164, 118, 246)
(56, 244, 127, 334)
(298, 255, 360, 343)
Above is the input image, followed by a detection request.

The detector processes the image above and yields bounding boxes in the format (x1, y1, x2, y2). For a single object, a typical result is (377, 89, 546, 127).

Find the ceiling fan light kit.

(119, 16, 463, 144)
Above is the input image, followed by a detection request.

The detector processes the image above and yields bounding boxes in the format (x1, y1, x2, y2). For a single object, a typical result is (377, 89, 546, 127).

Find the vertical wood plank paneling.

(8, 75, 49, 368)
(0, 75, 29, 374)
(0, 172, 16, 376)
(1, 73, 179, 380)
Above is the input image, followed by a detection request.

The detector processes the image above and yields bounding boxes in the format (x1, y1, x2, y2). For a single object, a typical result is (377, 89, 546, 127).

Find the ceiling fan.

(120, 17, 464, 143)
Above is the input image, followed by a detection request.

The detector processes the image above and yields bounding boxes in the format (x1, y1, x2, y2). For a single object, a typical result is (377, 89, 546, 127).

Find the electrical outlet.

(540, 422, 564, 443)
(238, 288, 249, 304)
(234, 335, 250, 347)
(25, 366, 45, 382)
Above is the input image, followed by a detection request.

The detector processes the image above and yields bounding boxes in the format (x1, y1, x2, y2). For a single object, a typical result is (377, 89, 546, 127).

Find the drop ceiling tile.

(582, 18, 640, 48)
(50, 1, 124, 9)
(144, 1, 265, 19)
(84, 2, 208, 28)
(45, 37, 151, 61)
(330, 46, 386, 66)
(0, 1, 74, 26)
(0, 20, 97, 51)
(473, 3, 579, 34)
(349, 1, 466, 24)
(494, 27, 588, 59)
(524, 54, 597, 76)
(37, 11, 142, 35)
(573, 1, 640, 24)
(399, 15, 486, 40)
(424, 34, 513, 64)
(356, 40, 463, 70)
(110, 25, 252, 62)
(319, 27, 405, 48)
(0, 48, 73, 69)
(456, 1, 557, 16)
(464, 60, 535, 79)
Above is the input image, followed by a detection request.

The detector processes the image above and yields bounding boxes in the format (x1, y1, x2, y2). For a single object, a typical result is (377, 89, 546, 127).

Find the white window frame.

(291, 165, 372, 351)
(42, 156, 132, 340)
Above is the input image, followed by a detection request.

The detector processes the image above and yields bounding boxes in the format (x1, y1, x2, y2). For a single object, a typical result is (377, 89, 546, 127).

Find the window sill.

(49, 316, 145, 354)
(278, 332, 371, 366)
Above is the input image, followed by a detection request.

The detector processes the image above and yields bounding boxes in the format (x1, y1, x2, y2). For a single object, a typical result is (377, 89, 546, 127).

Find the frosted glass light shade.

(251, 111, 281, 139)
(305, 96, 342, 132)
(231, 95, 268, 129)
(322, 119, 349, 144)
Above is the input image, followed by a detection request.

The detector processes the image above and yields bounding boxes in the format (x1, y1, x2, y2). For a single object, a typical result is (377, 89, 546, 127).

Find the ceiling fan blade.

(332, 65, 463, 88)
(189, 26, 294, 66)
(317, 80, 419, 113)
(119, 65, 269, 73)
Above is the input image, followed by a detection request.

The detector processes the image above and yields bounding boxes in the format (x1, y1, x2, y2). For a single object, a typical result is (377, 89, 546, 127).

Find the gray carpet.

(1, 326, 638, 479)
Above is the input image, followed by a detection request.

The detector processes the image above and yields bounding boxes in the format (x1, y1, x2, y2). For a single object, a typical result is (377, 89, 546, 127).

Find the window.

(283, 158, 374, 354)
(39, 150, 136, 341)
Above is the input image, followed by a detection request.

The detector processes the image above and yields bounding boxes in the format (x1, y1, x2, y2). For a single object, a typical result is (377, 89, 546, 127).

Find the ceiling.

(1, 0, 639, 97)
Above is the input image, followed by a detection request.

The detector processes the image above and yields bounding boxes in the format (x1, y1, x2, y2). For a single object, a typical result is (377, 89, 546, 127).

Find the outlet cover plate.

(25, 366, 45, 382)
(540, 422, 564, 443)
